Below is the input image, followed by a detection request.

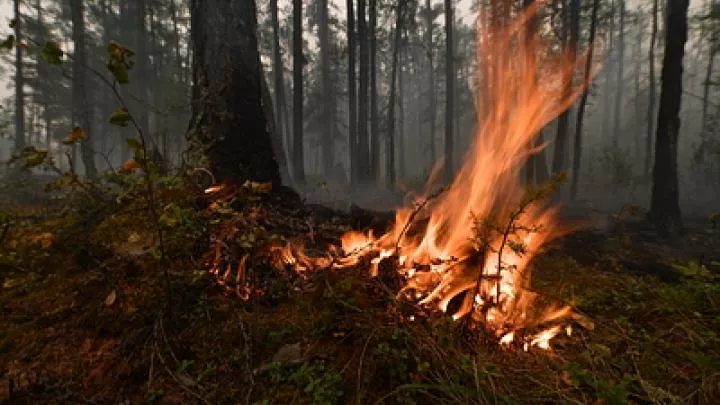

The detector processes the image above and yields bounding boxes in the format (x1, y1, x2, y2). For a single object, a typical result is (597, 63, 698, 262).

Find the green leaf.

(0, 35, 14, 51)
(125, 137, 141, 151)
(40, 41, 63, 65)
(9, 146, 48, 168)
(108, 108, 131, 127)
(108, 61, 129, 84)
(9, 18, 18, 29)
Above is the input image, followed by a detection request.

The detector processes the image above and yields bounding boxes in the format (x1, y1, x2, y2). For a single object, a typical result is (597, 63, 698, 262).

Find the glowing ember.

(213, 4, 595, 351)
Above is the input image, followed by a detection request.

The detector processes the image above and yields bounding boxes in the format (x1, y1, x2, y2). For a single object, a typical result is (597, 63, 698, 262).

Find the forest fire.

(208, 5, 593, 351)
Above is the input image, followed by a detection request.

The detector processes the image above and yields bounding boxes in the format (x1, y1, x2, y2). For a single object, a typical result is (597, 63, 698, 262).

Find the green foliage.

(39, 40, 63, 65)
(8, 146, 49, 168)
(105, 41, 135, 84)
(565, 362, 634, 405)
(261, 362, 344, 405)
(0, 35, 14, 50)
(109, 107, 132, 127)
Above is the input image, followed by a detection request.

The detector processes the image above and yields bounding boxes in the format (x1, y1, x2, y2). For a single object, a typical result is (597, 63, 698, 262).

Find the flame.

(214, 5, 594, 351)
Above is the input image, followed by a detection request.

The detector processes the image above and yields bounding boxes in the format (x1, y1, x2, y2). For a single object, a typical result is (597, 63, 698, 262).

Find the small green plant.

(565, 362, 634, 405)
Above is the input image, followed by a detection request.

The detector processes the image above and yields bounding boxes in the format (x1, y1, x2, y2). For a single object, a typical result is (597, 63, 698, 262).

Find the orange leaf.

(119, 159, 141, 173)
(62, 126, 87, 145)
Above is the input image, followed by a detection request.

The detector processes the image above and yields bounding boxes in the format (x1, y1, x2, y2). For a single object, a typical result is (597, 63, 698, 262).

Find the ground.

(0, 177, 719, 404)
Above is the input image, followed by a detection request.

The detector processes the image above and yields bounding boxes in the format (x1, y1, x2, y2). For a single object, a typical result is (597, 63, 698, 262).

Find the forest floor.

(0, 176, 719, 405)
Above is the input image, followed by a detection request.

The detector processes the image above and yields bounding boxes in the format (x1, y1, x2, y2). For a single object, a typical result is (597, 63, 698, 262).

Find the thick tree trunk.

(444, 0, 454, 183)
(292, 0, 305, 183)
(13, 0, 24, 153)
(648, 0, 688, 234)
(571, 0, 599, 199)
(347, 0, 358, 185)
(71, 0, 97, 177)
(645, 0, 659, 179)
(187, 0, 280, 186)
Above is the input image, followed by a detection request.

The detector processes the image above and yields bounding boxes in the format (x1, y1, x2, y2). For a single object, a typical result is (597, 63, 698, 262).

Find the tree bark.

(571, 0, 599, 199)
(387, 0, 405, 186)
(187, 0, 280, 186)
(347, 0, 358, 185)
(13, 0, 24, 153)
(444, 0, 454, 183)
(292, 0, 305, 183)
(612, 0, 625, 153)
(648, 0, 688, 234)
(645, 0, 659, 179)
(319, 0, 334, 176)
(369, 0, 379, 182)
(358, 0, 370, 183)
(425, 0, 436, 169)
(552, 0, 580, 175)
(71, 0, 97, 177)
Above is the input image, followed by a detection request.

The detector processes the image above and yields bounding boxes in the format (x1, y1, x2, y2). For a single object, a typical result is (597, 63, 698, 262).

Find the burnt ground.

(1, 179, 719, 404)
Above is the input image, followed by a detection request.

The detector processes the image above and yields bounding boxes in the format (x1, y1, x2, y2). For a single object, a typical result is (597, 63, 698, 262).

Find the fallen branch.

(395, 186, 448, 252)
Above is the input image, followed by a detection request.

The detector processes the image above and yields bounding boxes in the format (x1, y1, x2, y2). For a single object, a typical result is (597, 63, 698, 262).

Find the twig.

(394, 186, 448, 253)
(237, 312, 255, 405)
(355, 330, 376, 405)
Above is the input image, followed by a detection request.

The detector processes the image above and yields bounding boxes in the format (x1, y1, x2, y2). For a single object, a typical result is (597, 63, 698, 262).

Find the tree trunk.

(602, 0, 616, 141)
(387, 0, 405, 186)
(13, 0, 24, 153)
(347, 0, 358, 185)
(319, 0, 334, 176)
(71, 0, 97, 177)
(398, 47, 406, 181)
(169, 0, 183, 81)
(612, 0, 625, 152)
(358, 0, 370, 183)
(634, 14, 643, 162)
(425, 0, 436, 170)
(186, 0, 280, 186)
(444, 0, 454, 183)
(270, 0, 290, 171)
(571, 0, 599, 199)
(262, 73, 291, 184)
(645, 0, 659, 179)
(700, 15, 717, 139)
(369, 0, 379, 182)
(552, 0, 579, 175)
(292, 0, 305, 183)
(648, 0, 688, 234)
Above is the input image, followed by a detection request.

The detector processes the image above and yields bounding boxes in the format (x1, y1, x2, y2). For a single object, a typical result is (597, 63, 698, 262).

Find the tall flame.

(215, 4, 594, 350)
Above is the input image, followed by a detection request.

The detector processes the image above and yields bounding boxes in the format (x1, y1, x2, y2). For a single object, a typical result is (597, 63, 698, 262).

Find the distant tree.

(444, 0, 454, 183)
(645, 0, 659, 178)
(648, 0, 689, 234)
(292, 0, 304, 183)
(571, 0, 600, 199)
(358, 0, 370, 183)
(186, 0, 280, 186)
(13, 0, 24, 153)
(347, 0, 358, 184)
(70, 0, 97, 177)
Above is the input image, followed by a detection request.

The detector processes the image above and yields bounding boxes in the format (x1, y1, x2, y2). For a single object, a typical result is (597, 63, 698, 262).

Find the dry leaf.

(119, 159, 141, 173)
(62, 126, 87, 145)
(105, 289, 117, 306)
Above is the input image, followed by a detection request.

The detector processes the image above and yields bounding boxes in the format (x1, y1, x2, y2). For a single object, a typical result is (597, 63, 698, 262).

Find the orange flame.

(231, 5, 593, 350)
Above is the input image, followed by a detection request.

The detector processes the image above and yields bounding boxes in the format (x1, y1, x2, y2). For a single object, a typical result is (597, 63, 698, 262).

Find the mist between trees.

(0, 0, 716, 219)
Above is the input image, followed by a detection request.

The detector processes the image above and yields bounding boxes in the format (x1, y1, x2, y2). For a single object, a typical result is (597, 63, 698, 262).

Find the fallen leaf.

(62, 126, 87, 145)
(105, 289, 117, 306)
